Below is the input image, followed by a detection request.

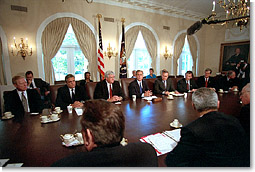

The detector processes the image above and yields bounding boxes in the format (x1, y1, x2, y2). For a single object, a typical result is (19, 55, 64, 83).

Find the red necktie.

(110, 84, 113, 98)
(205, 78, 208, 88)
(186, 82, 189, 90)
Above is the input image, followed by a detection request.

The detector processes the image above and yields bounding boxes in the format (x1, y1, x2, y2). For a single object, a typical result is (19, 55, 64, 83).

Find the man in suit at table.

(55, 74, 89, 110)
(177, 71, 198, 93)
(128, 70, 152, 98)
(216, 70, 240, 91)
(4, 76, 43, 119)
(154, 69, 179, 95)
(51, 99, 158, 167)
(197, 68, 216, 90)
(94, 70, 124, 102)
(25, 71, 51, 108)
(165, 88, 249, 167)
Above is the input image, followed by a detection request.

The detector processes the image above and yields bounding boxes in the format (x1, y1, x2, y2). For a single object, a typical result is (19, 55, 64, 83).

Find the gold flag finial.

(96, 14, 102, 19)
(121, 18, 125, 23)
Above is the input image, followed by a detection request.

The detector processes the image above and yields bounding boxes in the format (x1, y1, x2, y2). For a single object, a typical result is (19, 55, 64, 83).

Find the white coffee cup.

(41, 116, 48, 122)
(184, 93, 187, 98)
(4, 112, 12, 118)
(132, 95, 136, 101)
(55, 107, 61, 112)
(62, 134, 75, 145)
(219, 89, 223, 92)
(234, 88, 238, 91)
(172, 119, 179, 127)
(168, 95, 174, 99)
(51, 114, 58, 120)
(67, 106, 72, 113)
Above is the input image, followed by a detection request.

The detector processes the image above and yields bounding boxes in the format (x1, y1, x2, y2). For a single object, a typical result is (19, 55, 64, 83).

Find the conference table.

(0, 91, 242, 167)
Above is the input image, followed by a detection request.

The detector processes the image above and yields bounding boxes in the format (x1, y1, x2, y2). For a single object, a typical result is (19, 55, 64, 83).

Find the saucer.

(218, 91, 224, 93)
(2, 115, 14, 120)
(62, 133, 84, 147)
(170, 122, 182, 128)
(233, 89, 239, 92)
(52, 110, 63, 114)
(172, 93, 184, 97)
(224, 91, 228, 93)
(30, 112, 39, 115)
(41, 117, 60, 123)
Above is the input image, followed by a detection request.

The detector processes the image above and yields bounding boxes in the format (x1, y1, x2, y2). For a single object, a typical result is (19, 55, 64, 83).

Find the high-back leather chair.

(144, 78, 156, 92)
(49, 84, 65, 105)
(120, 78, 135, 99)
(85, 82, 98, 100)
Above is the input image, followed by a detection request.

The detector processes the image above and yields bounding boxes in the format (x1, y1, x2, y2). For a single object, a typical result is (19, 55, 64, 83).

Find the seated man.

(165, 88, 249, 167)
(197, 68, 216, 90)
(129, 70, 152, 98)
(146, 68, 156, 79)
(131, 70, 136, 78)
(94, 71, 124, 102)
(154, 69, 179, 95)
(51, 99, 158, 167)
(235, 61, 250, 90)
(4, 76, 43, 119)
(25, 71, 51, 108)
(80, 72, 93, 87)
(216, 70, 240, 91)
(177, 71, 198, 93)
(55, 74, 89, 110)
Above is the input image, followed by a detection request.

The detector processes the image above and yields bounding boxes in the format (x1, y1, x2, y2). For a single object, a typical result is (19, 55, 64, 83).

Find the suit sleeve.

(177, 80, 187, 93)
(114, 81, 124, 98)
(154, 80, 162, 94)
(129, 82, 139, 98)
(94, 82, 103, 99)
(55, 87, 69, 110)
(29, 89, 43, 113)
(165, 127, 202, 167)
(168, 79, 175, 92)
(191, 79, 198, 89)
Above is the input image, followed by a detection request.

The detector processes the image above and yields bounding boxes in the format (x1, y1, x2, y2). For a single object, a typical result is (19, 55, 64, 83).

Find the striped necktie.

(22, 92, 28, 112)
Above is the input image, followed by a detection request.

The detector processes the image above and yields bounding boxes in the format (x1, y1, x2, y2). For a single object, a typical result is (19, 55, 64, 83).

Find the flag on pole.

(119, 18, 127, 78)
(97, 15, 105, 80)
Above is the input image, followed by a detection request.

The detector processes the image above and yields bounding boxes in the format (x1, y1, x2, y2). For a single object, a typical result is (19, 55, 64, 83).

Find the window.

(52, 24, 88, 81)
(178, 36, 193, 76)
(127, 31, 152, 77)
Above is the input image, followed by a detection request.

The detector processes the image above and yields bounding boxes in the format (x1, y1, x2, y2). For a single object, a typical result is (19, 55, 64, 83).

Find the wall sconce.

(163, 46, 172, 60)
(104, 43, 118, 59)
(11, 37, 32, 60)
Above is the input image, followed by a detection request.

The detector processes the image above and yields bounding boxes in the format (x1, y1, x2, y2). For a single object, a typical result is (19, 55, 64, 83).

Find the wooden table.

(0, 92, 241, 167)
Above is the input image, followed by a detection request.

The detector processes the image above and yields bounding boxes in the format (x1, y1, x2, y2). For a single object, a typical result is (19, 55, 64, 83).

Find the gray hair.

(105, 71, 115, 78)
(192, 88, 218, 112)
(242, 83, 250, 93)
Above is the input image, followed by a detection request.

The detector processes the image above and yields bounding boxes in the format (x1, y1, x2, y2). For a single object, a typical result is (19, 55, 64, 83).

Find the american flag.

(97, 19, 105, 80)
(119, 21, 127, 78)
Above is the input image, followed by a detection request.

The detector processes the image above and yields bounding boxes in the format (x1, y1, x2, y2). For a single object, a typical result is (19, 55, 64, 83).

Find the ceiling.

(95, 0, 227, 21)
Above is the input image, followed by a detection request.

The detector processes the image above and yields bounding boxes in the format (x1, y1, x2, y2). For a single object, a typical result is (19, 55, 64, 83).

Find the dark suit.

(4, 89, 43, 119)
(154, 77, 175, 94)
(165, 111, 249, 167)
(79, 79, 93, 87)
(235, 64, 250, 90)
(216, 76, 240, 91)
(51, 142, 158, 167)
(55, 85, 89, 110)
(128, 79, 149, 98)
(177, 78, 198, 93)
(197, 76, 215, 88)
(237, 104, 250, 136)
(94, 80, 124, 100)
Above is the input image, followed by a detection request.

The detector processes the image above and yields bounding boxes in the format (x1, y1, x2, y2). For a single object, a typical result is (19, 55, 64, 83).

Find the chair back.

(85, 82, 98, 99)
(0, 85, 15, 113)
(49, 84, 65, 105)
(144, 78, 156, 91)
(120, 78, 135, 99)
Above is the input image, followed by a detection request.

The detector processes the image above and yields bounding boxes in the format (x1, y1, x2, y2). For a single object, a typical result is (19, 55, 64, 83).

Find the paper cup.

(132, 95, 136, 101)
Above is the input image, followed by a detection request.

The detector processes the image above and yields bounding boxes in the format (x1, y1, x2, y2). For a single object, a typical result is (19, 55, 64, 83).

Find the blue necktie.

(139, 82, 143, 94)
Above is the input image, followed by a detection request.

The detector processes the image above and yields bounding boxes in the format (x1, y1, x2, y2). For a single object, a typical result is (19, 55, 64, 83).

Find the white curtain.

(173, 33, 186, 75)
(125, 26, 140, 60)
(71, 18, 97, 82)
(41, 17, 71, 84)
(187, 35, 198, 75)
(0, 38, 6, 85)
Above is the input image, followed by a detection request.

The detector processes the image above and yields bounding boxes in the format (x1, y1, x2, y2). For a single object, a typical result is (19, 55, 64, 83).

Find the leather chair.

(49, 84, 65, 105)
(54, 80, 66, 85)
(85, 82, 98, 100)
(120, 78, 135, 99)
(170, 78, 178, 90)
(144, 78, 156, 91)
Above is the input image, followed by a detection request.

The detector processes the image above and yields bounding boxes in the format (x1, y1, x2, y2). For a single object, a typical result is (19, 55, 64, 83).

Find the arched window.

(178, 36, 193, 75)
(52, 24, 88, 81)
(127, 31, 152, 77)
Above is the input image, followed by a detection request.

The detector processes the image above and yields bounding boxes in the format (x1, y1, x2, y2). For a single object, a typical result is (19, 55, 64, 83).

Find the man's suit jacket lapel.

(103, 80, 109, 98)
(13, 90, 23, 107)
(64, 85, 72, 102)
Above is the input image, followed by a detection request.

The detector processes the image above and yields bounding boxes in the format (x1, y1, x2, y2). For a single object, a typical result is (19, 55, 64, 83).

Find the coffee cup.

(219, 89, 223, 93)
(184, 93, 187, 98)
(4, 112, 12, 118)
(51, 114, 58, 120)
(62, 134, 75, 145)
(168, 95, 174, 99)
(233, 88, 238, 91)
(67, 105, 72, 113)
(41, 116, 48, 122)
(132, 95, 136, 101)
(55, 107, 61, 113)
(172, 119, 179, 127)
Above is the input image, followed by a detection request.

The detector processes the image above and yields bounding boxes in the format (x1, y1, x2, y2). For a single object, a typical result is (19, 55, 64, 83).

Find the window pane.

(52, 50, 68, 81)
(74, 49, 88, 80)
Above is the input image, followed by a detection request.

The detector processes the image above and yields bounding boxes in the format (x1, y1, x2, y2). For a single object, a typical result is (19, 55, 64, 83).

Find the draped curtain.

(173, 33, 186, 75)
(125, 26, 140, 60)
(41, 17, 71, 84)
(70, 18, 97, 81)
(187, 35, 198, 75)
(0, 38, 6, 85)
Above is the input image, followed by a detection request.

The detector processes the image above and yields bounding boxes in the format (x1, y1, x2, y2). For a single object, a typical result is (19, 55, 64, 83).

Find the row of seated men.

(2, 69, 250, 166)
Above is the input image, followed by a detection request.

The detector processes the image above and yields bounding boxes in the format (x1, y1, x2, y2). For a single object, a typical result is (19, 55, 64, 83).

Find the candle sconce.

(11, 37, 32, 60)
(104, 43, 118, 59)
(163, 46, 172, 60)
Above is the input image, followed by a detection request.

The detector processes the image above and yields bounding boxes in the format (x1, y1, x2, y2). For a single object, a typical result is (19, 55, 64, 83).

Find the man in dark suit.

(197, 68, 216, 90)
(165, 88, 249, 167)
(128, 70, 152, 98)
(25, 71, 51, 108)
(51, 100, 158, 167)
(94, 70, 124, 102)
(177, 71, 198, 93)
(4, 76, 43, 119)
(55, 74, 89, 110)
(154, 69, 178, 95)
(235, 61, 250, 90)
(79, 72, 93, 87)
(216, 70, 240, 91)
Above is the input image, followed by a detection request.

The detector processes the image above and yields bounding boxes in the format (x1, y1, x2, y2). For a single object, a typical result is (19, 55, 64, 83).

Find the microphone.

(187, 14, 214, 35)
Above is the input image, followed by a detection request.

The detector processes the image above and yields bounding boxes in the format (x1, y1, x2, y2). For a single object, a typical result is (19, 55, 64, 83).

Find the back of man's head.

(192, 88, 218, 112)
(80, 100, 125, 147)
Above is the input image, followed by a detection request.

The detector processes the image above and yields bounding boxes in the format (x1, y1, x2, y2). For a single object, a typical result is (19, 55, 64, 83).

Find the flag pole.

(119, 18, 127, 78)
(97, 13, 104, 81)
